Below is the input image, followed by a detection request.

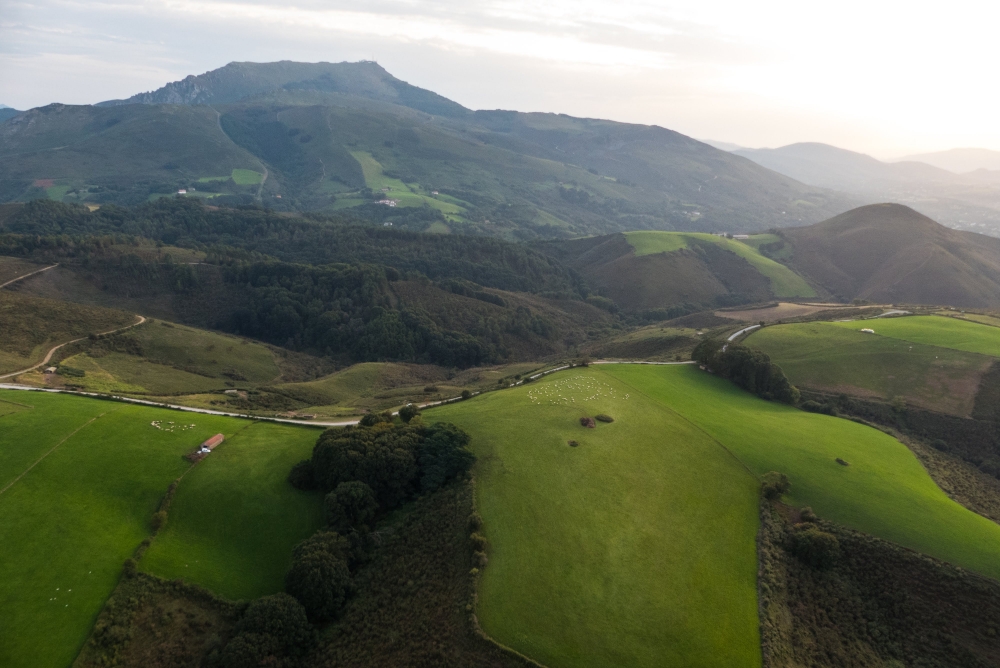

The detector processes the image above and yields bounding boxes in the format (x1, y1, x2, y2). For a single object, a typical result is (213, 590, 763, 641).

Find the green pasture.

(429, 371, 762, 668)
(606, 365, 1000, 582)
(350, 151, 464, 215)
(231, 168, 264, 185)
(53, 352, 221, 395)
(0, 390, 248, 668)
(745, 322, 991, 415)
(139, 422, 324, 600)
(830, 315, 1000, 358)
(623, 231, 815, 298)
(957, 313, 1000, 328)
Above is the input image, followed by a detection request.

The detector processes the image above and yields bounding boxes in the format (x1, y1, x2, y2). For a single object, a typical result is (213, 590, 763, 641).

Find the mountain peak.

(98, 60, 470, 118)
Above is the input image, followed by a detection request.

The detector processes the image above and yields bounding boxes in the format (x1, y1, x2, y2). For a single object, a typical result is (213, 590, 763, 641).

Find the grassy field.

(623, 231, 816, 298)
(231, 168, 264, 185)
(745, 322, 991, 415)
(830, 315, 1000, 357)
(139, 422, 324, 600)
(0, 390, 248, 668)
(429, 364, 1000, 667)
(430, 370, 763, 668)
(606, 365, 1000, 581)
(0, 255, 43, 284)
(957, 313, 1000, 328)
(0, 389, 324, 667)
(350, 151, 464, 216)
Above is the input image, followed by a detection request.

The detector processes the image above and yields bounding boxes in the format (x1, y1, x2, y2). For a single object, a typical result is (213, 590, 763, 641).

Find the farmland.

(0, 389, 321, 668)
(745, 321, 993, 415)
(430, 370, 763, 668)
(429, 364, 1000, 667)
(139, 422, 324, 600)
(623, 231, 816, 298)
(830, 314, 1000, 358)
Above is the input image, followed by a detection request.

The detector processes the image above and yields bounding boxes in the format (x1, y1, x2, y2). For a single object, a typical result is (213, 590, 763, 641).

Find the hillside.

(775, 203, 1000, 306)
(0, 61, 853, 236)
(539, 230, 815, 313)
(899, 147, 1000, 173)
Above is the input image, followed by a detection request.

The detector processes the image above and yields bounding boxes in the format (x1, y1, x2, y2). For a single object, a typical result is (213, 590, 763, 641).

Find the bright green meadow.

(830, 315, 1000, 358)
(623, 231, 815, 298)
(0, 389, 320, 668)
(745, 322, 991, 415)
(430, 369, 763, 668)
(139, 422, 324, 600)
(429, 364, 1000, 667)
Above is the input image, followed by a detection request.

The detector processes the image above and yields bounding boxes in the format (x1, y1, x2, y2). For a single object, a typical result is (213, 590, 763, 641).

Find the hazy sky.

(2, 0, 998, 158)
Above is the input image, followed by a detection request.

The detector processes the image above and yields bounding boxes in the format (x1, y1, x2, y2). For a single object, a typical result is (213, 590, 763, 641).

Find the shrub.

(398, 403, 420, 423)
(472, 551, 489, 568)
(799, 506, 818, 522)
(285, 532, 353, 622)
(423, 385, 438, 393)
(287, 459, 316, 490)
(568, 440, 579, 447)
(220, 593, 315, 668)
(467, 512, 483, 532)
(150, 510, 168, 532)
(359, 410, 392, 427)
(579, 417, 596, 428)
(791, 526, 840, 568)
(835, 457, 850, 466)
(461, 389, 472, 400)
(594, 414, 614, 423)
(762, 471, 791, 500)
(469, 533, 488, 552)
(325, 481, 379, 532)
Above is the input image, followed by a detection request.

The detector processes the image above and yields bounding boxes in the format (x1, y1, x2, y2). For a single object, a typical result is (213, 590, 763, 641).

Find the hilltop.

(776, 203, 1000, 306)
(0, 60, 853, 237)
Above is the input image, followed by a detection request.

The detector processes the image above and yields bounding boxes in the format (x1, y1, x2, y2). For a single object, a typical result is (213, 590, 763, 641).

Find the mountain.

(0, 60, 854, 237)
(699, 139, 749, 152)
(897, 148, 1000, 174)
(98, 60, 470, 119)
(775, 203, 1000, 306)
(735, 143, 1000, 236)
(733, 143, 953, 191)
(0, 106, 20, 122)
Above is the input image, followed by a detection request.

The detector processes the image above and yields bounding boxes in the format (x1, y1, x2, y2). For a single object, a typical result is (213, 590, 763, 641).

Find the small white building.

(177, 189, 187, 195)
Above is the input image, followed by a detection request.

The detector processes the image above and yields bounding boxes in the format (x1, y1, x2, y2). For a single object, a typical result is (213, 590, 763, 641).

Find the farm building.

(201, 434, 225, 450)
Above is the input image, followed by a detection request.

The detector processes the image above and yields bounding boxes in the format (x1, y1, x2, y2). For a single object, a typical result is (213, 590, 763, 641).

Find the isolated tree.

(285, 531, 353, 622)
(325, 481, 378, 532)
(399, 403, 420, 423)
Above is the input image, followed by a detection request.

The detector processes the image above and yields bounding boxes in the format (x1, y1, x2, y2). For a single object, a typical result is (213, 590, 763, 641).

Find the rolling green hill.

(745, 320, 994, 415)
(539, 230, 815, 312)
(773, 203, 1000, 306)
(829, 314, 1000, 357)
(2, 61, 853, 236)
(429, 363, 1000, 667)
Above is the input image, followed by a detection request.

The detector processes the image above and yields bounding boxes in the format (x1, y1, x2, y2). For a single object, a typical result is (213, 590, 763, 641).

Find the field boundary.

(0, 409, 116, 497)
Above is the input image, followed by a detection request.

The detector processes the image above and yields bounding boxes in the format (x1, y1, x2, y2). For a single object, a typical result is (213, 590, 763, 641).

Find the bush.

(791, 526, 840, 568)
(287, 459, 316, 490)
(150, 510, 168, 532)
(568, 440, 579, 447)
(359, 410, 392, 427)
(472, 551, 489, 568)
(799, 506, 817, 522)
(762, 471, 790, 500)
(285, 532, 353, 622)
(469, 533, 488, 552)
(579, 417, 596, 428)
(594, 414, 614, 423)
(835, 457, 850, 466)
(467, 512, 483, 532)
(399, 403, 420, 423)
(325, 481, 378, 532)
(461, 390, 472, 400)
(220, 593, 315, 668)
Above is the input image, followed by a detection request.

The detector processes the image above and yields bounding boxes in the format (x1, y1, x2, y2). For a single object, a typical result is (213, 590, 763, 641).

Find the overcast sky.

(2, 0, 998, 158)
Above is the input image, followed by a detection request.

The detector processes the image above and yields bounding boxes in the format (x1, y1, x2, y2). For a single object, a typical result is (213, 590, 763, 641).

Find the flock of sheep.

(526, 375, 630, 406)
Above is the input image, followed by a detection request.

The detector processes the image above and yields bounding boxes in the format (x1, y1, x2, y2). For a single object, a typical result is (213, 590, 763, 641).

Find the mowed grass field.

(607, 365, 1000, 582)
(430, 370, 763, 668)
(139, 422, 324, 600)
(830, 315, 1000, 357)
(430, 364, 1000, 667)
(623, 231, 816, 298)
(745, 322, 992, 415)
(0, 389, 322, 667)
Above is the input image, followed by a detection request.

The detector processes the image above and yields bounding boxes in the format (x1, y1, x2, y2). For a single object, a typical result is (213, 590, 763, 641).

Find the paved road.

(0, 359, 699, 427)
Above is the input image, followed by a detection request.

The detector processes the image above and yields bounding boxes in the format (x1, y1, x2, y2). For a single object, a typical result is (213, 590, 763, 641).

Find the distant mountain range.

(0, 60, 853, 238)
(728, 143, 1000, 235)
(0, 106, 20, 122)
(897, 148, 1000, 174)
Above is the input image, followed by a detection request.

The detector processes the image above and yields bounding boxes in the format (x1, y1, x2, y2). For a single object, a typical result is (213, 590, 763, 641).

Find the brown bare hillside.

(780, 203, 1000, 306)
